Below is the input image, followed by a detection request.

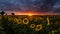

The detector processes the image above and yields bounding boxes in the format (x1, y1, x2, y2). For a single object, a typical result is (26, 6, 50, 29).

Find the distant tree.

(0, 11, 5, 15)
(11, 13, 15, 15)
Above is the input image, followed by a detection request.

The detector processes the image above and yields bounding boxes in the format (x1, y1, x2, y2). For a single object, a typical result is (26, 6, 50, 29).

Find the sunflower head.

(34, 17, 38, 21)
(52, 30, 55, 34)
(23, 18, 29, 25)
(14, 18, 18, 22)
(17, 19, 22, 24)
(29, 16, 33, 21)
(18, 16, 22, 19)
(35, 24, 42, 31)
(30, 24, 35, 29)
(8, 17, 13, 21)
(39, 17, 43, 20)
(8, 18, 11, 21)
(47, 17, 50, 26)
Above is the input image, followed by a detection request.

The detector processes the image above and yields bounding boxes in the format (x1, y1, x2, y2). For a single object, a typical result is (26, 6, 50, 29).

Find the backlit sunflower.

(47, 17, 50, 26)
(18, 16, 22, 19)
(52, 30, 55, 34)
(39, 17, 44, 20)
(23, 18, 29, 25)
(34, 17, 38, 21)
(8, 18, 11, 21)
(8, 17, 13, 21)
(14, 18, 18, 22)
(29, 16, 33, 21)
(30, 24, 35, 28)
(35, 24, 42, 31)
(17, 19, 22, 24)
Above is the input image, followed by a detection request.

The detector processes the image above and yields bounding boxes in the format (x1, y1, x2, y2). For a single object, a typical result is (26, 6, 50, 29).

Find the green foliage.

(0, 15, 60, 34)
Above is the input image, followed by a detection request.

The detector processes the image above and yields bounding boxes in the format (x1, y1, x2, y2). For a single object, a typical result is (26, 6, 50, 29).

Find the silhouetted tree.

(0, 11, 5, 15)
(1, 12, 15, 34)
(12, 13, 15, 15)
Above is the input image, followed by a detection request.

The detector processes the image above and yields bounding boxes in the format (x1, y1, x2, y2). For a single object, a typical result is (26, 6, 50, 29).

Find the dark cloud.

(0, 0, 60, 13)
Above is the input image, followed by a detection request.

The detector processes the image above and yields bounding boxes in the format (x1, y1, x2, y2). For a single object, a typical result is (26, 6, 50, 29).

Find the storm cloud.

(0, 0, 60, 13)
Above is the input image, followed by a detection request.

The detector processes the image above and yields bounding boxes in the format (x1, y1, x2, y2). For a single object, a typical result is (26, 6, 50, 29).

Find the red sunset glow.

(5, 11, 60, 15)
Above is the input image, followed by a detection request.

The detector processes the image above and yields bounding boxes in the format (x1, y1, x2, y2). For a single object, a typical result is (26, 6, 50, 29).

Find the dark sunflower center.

(38, 26, 40, 29)
(24, 20, 27, 22)
(18, 20, 20, 22)
(32, 25, 34, 27)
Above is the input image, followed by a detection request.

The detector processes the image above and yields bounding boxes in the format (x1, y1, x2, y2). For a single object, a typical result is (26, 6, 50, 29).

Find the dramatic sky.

(0, 0, 60, 15)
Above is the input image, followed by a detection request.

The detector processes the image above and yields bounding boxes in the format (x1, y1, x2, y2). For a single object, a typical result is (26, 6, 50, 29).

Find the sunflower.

(14, 18, 18, 22)
(34, 17, 38, 21)
(8, 17, 13, 21)
(39, 17, 43, 20)
(52, 30, 55, 34)
(18, 16, 22, 19)
(23, 18, 29, 25)
(29, 16, 33, 21)
(8, 18, 11, 21)
(47, 17, 50, 26)
(17, 19, 22, 24)
(35, 24, 42, 31)
(30, 24, 35, 28)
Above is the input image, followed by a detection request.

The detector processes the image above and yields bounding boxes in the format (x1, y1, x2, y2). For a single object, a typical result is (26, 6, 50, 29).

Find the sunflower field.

(0, 15, 60, 34)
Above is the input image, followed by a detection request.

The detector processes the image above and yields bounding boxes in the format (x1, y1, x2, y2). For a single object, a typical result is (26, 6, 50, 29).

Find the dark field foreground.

(0, 15, 60, 34)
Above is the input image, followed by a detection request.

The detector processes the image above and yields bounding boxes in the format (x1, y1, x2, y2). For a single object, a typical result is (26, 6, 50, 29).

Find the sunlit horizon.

(0, 11, 60, 15)
(7, 12, 60, 15)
